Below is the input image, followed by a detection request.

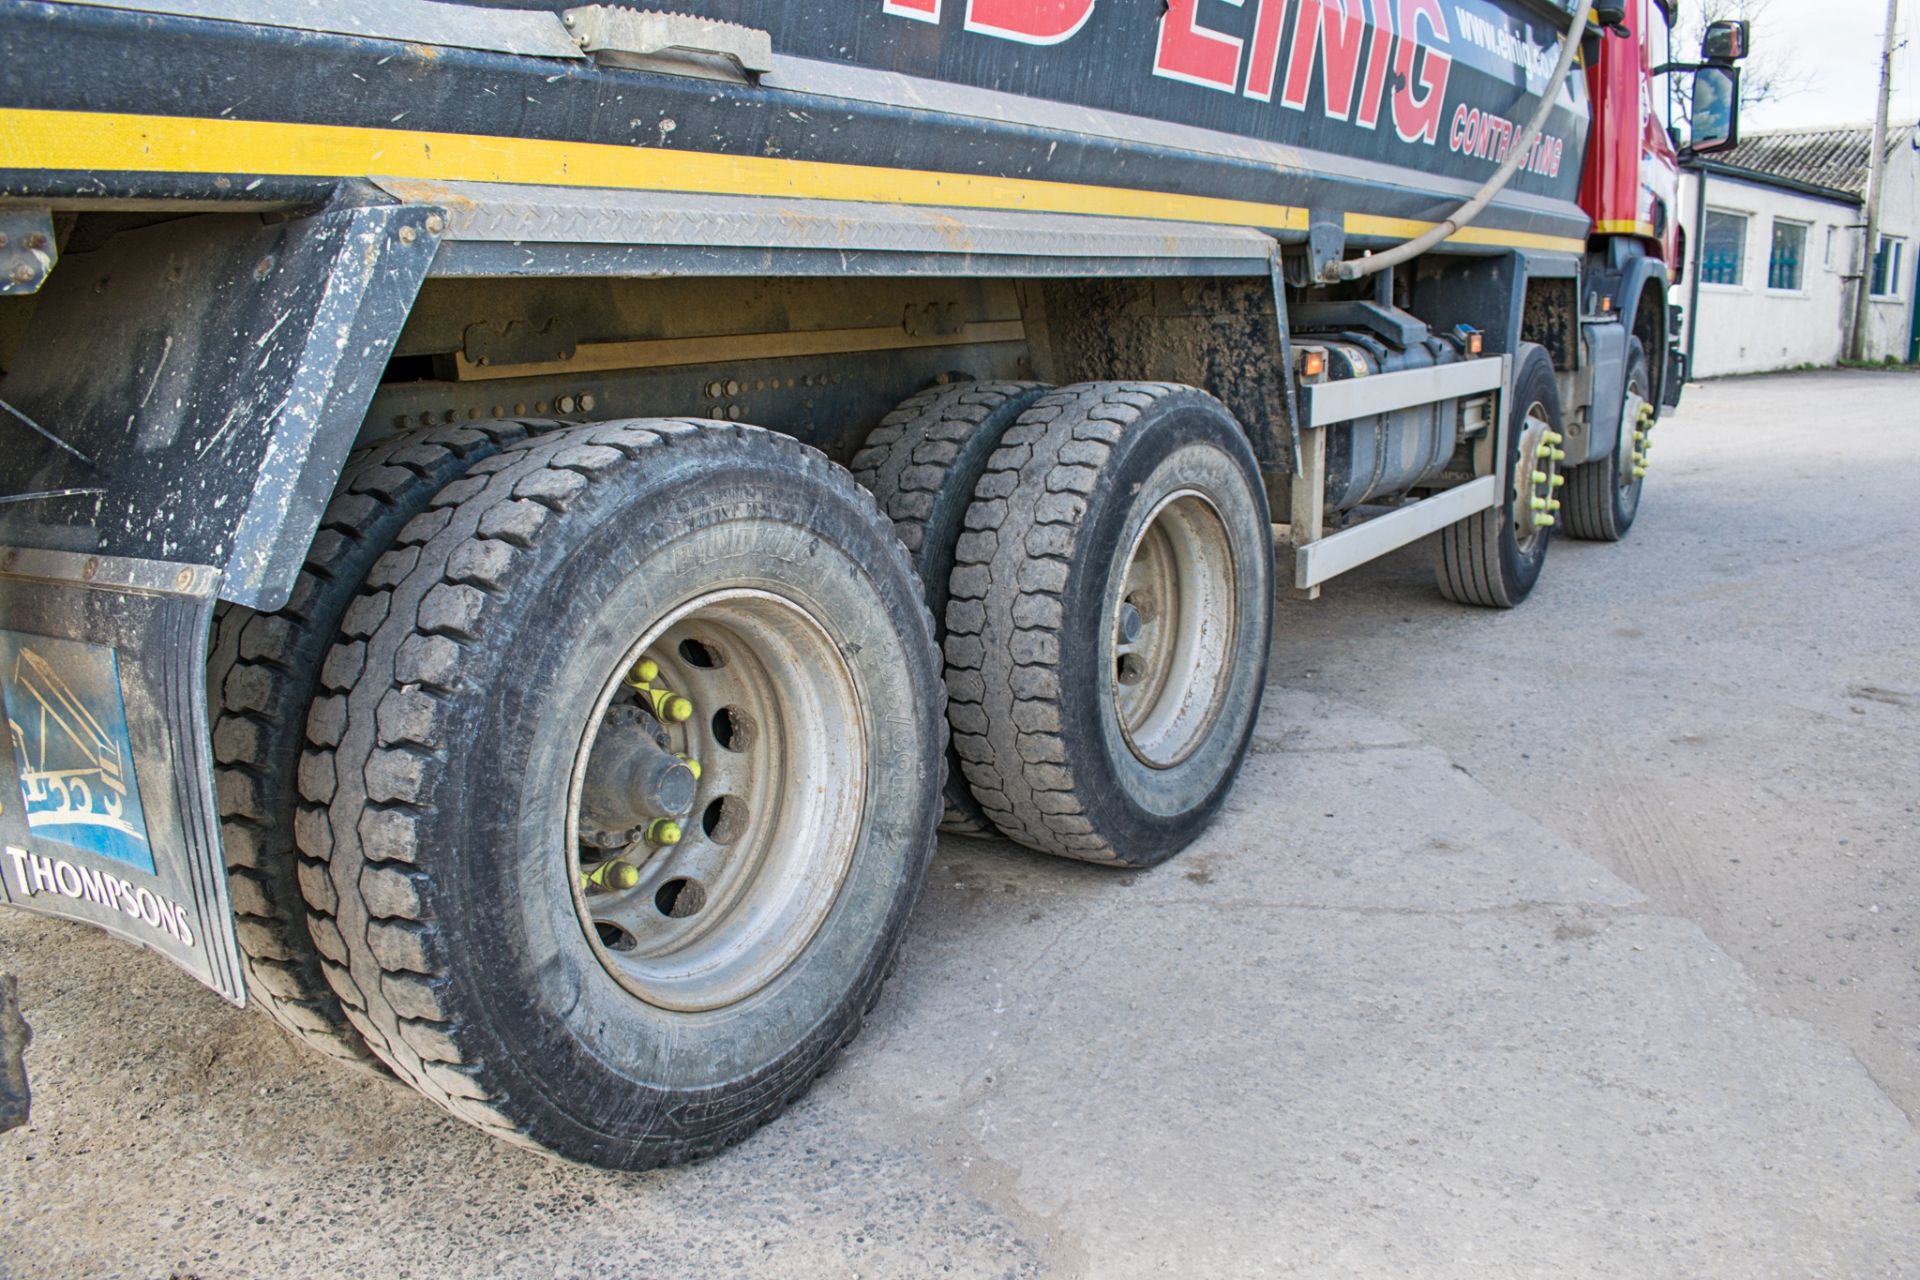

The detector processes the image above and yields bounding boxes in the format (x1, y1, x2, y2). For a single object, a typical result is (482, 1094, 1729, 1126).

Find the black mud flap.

(1664, 347, 1688, 410)
(0, 550, 244, 1004)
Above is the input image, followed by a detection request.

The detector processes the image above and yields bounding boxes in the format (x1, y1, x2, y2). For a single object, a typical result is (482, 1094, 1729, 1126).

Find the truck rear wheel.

(209, 419, 544, 1070)
(945, 383, 1272, 868)
(294, 420, 944, 1169)
(1434, 344, 1560, 608)
(851, 379, 1049, 836)
(1563, 336, 1649, 542)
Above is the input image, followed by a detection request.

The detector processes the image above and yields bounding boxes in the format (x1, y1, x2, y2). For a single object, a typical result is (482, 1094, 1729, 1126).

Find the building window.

(1701, 210, 1748, 286)
(1768, 220, 1808, 291)
(1870, 235, 1907, 298)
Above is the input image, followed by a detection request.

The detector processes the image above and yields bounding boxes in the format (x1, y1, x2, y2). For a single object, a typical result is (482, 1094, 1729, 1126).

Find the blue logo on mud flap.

(0, 632, 155, 874)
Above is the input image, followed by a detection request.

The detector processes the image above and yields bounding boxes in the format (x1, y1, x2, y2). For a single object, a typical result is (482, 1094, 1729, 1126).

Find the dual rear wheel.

(213, 386, 1272, 1169)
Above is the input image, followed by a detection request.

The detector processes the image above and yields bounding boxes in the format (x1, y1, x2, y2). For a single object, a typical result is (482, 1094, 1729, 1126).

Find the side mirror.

(1702, 19, 1750, 63)
(1688, 65, 1741, 154)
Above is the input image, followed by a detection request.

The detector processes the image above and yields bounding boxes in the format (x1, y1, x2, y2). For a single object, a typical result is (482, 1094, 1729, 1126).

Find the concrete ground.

(1, 369, 1916, 1279)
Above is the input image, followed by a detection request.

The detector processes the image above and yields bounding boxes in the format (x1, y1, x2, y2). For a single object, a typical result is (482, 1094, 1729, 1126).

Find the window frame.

(1699, 207, 1751, 290)
(1870, 234, 1908, 300)
(1765, 217, 1810, 294)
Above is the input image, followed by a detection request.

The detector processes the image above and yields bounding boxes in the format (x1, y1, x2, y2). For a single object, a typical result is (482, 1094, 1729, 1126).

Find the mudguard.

(0, 194, 438, 999)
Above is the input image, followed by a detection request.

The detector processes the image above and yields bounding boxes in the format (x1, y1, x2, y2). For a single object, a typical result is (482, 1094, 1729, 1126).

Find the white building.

(1678, 121, 1919, 377)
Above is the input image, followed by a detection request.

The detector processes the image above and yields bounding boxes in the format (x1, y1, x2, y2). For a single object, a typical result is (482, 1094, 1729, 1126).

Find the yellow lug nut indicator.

(625, 656, 695, 723)
(645, 818, 683, 846)
(1532, 470, 1549, 484)
(677, 753, 701, 781)
(582, 859, 641, 893)
(647, 688, 694, 723)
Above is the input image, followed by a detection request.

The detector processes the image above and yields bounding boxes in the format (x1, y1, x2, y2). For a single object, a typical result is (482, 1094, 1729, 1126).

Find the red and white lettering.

(964, 0, 1096, 44)
(1391, 0, 1451, 144)
(1281, 0, 1368, 119)
(1354, 0, 1395, 129)
(1243, 0, 1293, 103)
(883, 0, 941, 22)
(1154, 0, 1246, 94)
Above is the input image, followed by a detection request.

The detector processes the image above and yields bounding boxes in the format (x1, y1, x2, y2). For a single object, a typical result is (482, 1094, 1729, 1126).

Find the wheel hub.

(1110, 489, 1238, 770)
(1623, 394, 1655, 485)
(1513, 404, 1564, 549)
(567, 589, 867, 1013)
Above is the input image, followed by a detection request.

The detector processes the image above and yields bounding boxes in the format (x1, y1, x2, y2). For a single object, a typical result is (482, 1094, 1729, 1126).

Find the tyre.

(295, 420, 945, 1169)
(945, 382, 1273, 868)
(851, 379, 1050, 836)
(1434, 343, 1561, 608)
(209, 419, 545, 1069)
(1563, 336, 1650, 542)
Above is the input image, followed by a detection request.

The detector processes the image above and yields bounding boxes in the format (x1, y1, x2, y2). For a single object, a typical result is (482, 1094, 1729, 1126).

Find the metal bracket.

(562, 7, 773, 78)
(0, 209, 58, 296)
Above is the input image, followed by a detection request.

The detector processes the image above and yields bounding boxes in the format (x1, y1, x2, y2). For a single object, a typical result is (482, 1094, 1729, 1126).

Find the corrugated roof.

(1710, 121, 1918, 199)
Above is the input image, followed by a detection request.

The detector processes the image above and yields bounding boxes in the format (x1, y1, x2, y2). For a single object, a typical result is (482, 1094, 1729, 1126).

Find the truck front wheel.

(1563, 336, 1650, 542)
(1434, 343, 1561, 608)
(294, 420, 944, 1169)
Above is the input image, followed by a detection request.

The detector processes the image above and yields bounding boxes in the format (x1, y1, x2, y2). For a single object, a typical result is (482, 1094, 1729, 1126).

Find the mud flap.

(0, 550, 243, 1004)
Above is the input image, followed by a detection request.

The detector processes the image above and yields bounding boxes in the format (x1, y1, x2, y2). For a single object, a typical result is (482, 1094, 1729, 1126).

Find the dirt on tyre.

(208, 419, 546, 1070)
(294, 419, 945, 1170)
(1563, 335, 1650, 542)
(944, 382, 1273, 868)
(1434, 343, 1561, 608)
(851, 379, 1050, 836)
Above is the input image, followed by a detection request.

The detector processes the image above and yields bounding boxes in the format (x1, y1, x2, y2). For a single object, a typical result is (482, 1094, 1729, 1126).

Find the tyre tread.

(945, 382, 1191, 866)
(852, 380, 1046, 836)
(295, 419, 937, 1166)
(211, 419, 547, 1068)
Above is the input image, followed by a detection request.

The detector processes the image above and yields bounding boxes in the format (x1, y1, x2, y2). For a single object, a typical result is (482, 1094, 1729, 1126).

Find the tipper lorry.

(0, 0, 1748, 1168)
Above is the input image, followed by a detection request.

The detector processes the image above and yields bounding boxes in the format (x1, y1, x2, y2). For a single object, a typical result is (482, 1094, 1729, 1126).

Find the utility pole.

(1850, 0, 1901, 362)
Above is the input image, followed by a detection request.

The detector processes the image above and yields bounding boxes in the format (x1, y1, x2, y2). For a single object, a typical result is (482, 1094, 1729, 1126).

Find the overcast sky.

(1729, 0, 1918, 131)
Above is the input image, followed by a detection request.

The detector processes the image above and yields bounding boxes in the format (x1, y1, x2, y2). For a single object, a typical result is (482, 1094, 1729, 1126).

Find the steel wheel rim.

(1619, 372, 1649, 512)
(566, 588, 867, 1012)
(1111, 489, 1238, 769)
(1513, 402, 1559, 553)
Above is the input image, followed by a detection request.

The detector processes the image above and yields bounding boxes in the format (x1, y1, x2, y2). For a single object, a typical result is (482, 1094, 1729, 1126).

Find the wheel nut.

(583, 859, 640, 892)
(1531, 470, 1548, 485)
(1530, 497, 1547, 512)
(644, 689, 693, 723)
(626, 657, 660, 686)
(1550, 474, 1565, 488)
(645, 818, 683, 845)
(1117, 601, 1144, 644)
(1537, 514, 1557, 527)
